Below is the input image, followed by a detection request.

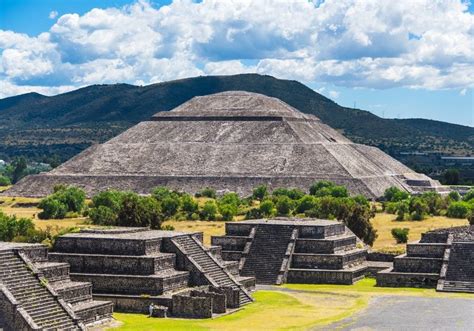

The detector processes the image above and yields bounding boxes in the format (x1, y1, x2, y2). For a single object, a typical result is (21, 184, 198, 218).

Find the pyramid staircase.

(0, 249, 81, 330)
(212, 219, 368, 285)
(438, 241, 474, 293)
(240, 225, 295, 284)
(172, 235, 253, 305)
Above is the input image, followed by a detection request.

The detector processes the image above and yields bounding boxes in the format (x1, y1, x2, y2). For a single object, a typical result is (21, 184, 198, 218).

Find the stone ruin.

(4, 91, 445, 199)
(0, 242, 113, 330)
(0, 227, 255, 330)
(376, 226, 474, 293)
(211, 218, 368, 285)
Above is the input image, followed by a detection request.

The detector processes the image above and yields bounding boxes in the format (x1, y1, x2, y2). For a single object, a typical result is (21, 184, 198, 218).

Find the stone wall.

(287, 269, 363, 285)
(190, 290, 226, 314)
(393, 255, 443, 273)
(54, 237, 162, 256)
(295, 236, 356, 254)
(171, 295, 212, 319)
(0, 285, 39, 331)
(406, 244, 447, 258)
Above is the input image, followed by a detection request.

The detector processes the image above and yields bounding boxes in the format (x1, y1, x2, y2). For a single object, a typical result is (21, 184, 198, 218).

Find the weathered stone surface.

(3, 91, 445, 199)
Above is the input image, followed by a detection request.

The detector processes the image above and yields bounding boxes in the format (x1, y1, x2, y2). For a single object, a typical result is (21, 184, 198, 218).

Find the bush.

(38, 197, 68, 219)
(91, 190, 124, 213)
(275, 196, 293, 216)
(38, 185, 86, 219)
(245, 208, 262, 219)
(0, 175, 11, 186)
(391, 228, 409, 243)
(396, 201, 409, 221)
(259, 200, 276, 217)
(448, 191, 461, 202)
(309, 181, 334, 195)
(181, 194, 199, 215)
(446, 201, 472, 219)
(117, 193, 163, 229)
(409, 197, 429, 220)
(219, 204, 237, 221)
(383, 187, 409, 202)
(420, 192, 444, 215)
(218, 193, 241, 208)
(89, 206, 117, 225)
(200, 201, 217, 221)
(195, 187, 216, 199)
(252, 185, 268, 201)
(296, 195, 318, 213)
(0, 211, 35, 241)
(161, 196, 181, 218)
(463, 189, 474, 202)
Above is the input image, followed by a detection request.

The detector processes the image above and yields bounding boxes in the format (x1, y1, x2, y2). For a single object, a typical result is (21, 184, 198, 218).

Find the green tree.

(91, 190, 124, 213)
(252, 185, 268, 201)
(447, 191, 461, 202)
(195, 187, 217, 199)
(420, 192, 444, 215)
(309, 181, 334, 195)
(219, 204, 237, 221)
(296, 195, 318, 213)
(0, 175, 11, 186)
(38, 197, 68, 219)
(383, 186, 409, 202)
(259, 200, 276, 217)
(181, 194, 199, 215)
(276, 196, 293, 216)
(200, 201, 218, 221)
(463, 189, 474, 202)
(117, 193, 163, 229)
(443, 168, 460, 185)
(446, 201, 471, 219)
(11, 157, 27, 183)
(409, 197, 429, 220)
(89, 206, 117, 225)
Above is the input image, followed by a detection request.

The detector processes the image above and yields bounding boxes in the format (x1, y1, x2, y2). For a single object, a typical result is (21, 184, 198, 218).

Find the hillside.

(1, 74, 472, 163)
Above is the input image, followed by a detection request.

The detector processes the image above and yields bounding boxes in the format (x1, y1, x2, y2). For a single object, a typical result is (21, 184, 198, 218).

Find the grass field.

(111, 278, 472, 331)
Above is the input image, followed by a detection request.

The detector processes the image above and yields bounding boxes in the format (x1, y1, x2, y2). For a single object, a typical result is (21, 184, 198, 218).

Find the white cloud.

(460, 88, 467, 96)
(0, 0, 473, 97)
(49, 11, 58, 19)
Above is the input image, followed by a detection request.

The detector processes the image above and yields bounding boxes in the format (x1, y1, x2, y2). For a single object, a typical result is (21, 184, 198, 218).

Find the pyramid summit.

(5, 91, 444, 198)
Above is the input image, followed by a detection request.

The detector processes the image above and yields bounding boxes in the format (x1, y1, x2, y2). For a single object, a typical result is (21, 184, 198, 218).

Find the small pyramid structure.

(5, 91, 444, 198)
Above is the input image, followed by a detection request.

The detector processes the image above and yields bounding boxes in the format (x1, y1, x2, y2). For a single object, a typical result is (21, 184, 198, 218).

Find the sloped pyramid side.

(4, 92, 443, 198)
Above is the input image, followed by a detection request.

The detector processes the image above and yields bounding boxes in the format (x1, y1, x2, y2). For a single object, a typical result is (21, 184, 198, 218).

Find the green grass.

(112, 290, 367, 331)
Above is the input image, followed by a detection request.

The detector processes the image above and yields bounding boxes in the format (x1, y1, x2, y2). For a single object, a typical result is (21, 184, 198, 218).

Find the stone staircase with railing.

(0, 249, 81, 330)
(171, 235, 253, 306)
(438, 241, 474, 293)
(240, 225, 295, 284)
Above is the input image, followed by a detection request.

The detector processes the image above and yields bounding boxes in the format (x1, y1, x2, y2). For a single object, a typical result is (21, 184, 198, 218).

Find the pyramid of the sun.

(5, 91, 444, 198)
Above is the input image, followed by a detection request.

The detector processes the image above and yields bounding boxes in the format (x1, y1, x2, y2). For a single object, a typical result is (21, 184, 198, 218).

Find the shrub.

(448, 191, 461, 202)
(259, 200, 276, 217)
(275, 196, 293, 216)
(38, 185, 86, 219)
(383, 187, 410, 202)
(391, 228, 409, 244)
(152, 187, 174, 201)
(420, 192, 444, 215)
(91, 190, 124, 213)
(38, 197, 68, 219)
(245, 208, 262, 219)
(409, 197, 429, 220)
(446, 201, 472, 219)
(252, 185, 268, 201)
(219, 204, 237, 221)
(296, 195, 318, 213)
(0, 212, 35, 241)
(272, 188, 305, 200)
(219, 193, 240, 207)
(181, 194, 199, 215)
(161, 196, 181, 218)
(342, 203, 377, 246)
(200, 201, 217, 221)
(161, 224, 175, 231)
(196, 187, 216, 199)
(89, 206, 117, 225)
(396, 201, 409, 221)
(117, 193, 163, 229)
(309, 181, 334, 195)
(463, 189, 474, 202)
(0, 175, 11, 186)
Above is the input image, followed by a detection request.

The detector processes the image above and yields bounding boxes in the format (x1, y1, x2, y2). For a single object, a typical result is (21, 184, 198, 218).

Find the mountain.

(1, 74, 472, 163)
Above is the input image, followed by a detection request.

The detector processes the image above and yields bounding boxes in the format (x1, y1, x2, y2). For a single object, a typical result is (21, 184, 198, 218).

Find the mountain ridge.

(1, 74, 472, 162)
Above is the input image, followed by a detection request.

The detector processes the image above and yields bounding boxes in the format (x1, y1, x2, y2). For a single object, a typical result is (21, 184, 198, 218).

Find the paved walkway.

(321, 295, 474, 331)
(257, 285, 474, 331)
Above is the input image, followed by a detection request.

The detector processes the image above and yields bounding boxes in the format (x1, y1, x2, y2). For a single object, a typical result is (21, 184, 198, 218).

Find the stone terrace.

(377, 226, 474, 293)
(49, 227, 254, 316)
(211, 218, 367, 285)
(0, 242, 112, 330)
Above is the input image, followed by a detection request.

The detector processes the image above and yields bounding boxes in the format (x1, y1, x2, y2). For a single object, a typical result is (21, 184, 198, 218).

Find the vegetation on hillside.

(1, 74, 472, 166)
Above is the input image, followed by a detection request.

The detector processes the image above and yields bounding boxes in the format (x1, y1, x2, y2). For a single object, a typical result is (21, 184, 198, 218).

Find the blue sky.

(0, 0, 473, 126)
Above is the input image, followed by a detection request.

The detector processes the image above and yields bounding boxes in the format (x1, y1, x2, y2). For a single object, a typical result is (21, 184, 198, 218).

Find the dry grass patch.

(371, 212, 468, 250)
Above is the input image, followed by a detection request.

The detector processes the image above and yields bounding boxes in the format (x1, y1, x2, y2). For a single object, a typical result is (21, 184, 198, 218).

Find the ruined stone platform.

(212, 218, 368, 285)
(377, 226, 474, 293)
(50, 227, 254, 316)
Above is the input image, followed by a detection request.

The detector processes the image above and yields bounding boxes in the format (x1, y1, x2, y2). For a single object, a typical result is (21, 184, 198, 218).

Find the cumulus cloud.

(0, 0, 473, 97)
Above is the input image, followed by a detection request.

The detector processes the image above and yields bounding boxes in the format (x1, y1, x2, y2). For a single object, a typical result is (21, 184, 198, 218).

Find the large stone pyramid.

(5, 91, 443, 198)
